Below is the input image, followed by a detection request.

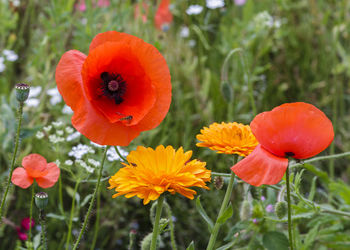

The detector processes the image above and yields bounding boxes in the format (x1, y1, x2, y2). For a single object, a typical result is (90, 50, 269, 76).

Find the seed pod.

(35, 192, 48, 210)
(15, 83, 30, 103)
(275, 201, 287, 219)
(214, 176, 224, 190)
(220, 81, 233, 103)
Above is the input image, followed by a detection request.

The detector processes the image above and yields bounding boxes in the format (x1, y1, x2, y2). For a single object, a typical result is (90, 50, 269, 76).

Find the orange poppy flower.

(231, 102, 334, 186)
(55, 31, 171, 146)
(11, 154, 60, 189)
(155, 0, 173, 31)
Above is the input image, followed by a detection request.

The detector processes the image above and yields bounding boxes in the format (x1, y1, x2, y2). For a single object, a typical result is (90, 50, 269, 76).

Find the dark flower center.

(100, 72, 126, 104)
(285, 152, 295, 157)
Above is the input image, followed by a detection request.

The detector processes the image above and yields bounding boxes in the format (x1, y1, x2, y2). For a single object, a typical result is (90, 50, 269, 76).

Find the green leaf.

(308, 176, 317, 201)
(195, 196, 214, 232)
(304, 223, 319, 249)
(303, 164, 329, 184)
(262, 231, 289, 250)
(186, 241, 195, 250)
(224, 221, 250, 241)
(216, 239, 237, 250)
(329, 181, 350, 205)
(217, 204, 233, 224)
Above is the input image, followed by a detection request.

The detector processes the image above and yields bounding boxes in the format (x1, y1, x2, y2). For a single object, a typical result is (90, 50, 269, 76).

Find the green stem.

(66, 180, 80, 250)
(0, 102, 24, 218)
(114, 146, 127, 162)
(206, 171, 236, 250)
(58, 175, 65, 217)
(72, 146, 109, 250)
(29, 185, 35, 250)
(90, 182, 101, 250)
(40, 210, 48, 250)
(286, 164, 294, 250)
(150, 195, 165, 250)
(163, 201, 177, 250)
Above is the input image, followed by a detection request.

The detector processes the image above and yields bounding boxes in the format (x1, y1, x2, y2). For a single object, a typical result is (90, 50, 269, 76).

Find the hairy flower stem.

(40, 210, 48, 250)
(0, 102, 24, 219)
(90, 184, 101, 250)
(150, 195, 165, 250)
(164, 201, 177, 250)
(286, 164, 294, 250)
(29, 185, 35, 250)
(66, 180, 80, 250)
(206, 171, 236, 250)
(72, 146, 109, 250)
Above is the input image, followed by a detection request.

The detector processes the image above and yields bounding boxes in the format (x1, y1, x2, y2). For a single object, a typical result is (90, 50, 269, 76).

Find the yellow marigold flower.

(196, 122, 258, 157)
(108, 145, 211, 205)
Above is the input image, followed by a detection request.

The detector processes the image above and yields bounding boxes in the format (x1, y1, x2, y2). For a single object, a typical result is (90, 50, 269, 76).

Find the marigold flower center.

(100, 72, 126, 104)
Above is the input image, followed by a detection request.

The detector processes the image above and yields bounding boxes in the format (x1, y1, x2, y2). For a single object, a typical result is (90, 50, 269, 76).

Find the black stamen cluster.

(100, 72, 126, 104)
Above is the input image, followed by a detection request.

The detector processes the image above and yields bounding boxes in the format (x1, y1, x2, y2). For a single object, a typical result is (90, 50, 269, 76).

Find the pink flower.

(21, 217, 35, 231)
(234, 0, 246, 6)
(97, 0, 110, 7)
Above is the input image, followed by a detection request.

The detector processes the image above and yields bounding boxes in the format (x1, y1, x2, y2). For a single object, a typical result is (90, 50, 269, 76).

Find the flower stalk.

(286, 164, 294, 250)
(28, 185, 35, 250)
(150, 195, 165, 250)
(0, 101, 24, 219)
(66, 180, 80, 250)
(206, 156, 237, 250)
(72, 146, 109, 250)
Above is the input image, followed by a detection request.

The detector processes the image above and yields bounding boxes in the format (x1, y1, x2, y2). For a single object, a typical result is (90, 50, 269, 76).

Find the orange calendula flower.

(11, 154, 60, 189)
(196, 122, 258, 157)
(55, 31, 172, 146)
(108, 145, 211, 205)
(231, 102, 334, 186)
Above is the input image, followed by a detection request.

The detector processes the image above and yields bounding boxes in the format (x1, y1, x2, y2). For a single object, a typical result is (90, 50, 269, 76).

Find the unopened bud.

(220, 81, 233, 102)
(35, 192, 48, 210)
(275, 201, 287, 219)
(15, 83, 30, 103)
(214, 176, 224, 190)
(240, 200, 251, 221)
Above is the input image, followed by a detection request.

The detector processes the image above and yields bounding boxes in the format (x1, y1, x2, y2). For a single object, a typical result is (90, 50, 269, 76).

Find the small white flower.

(180, 26, 190, 38)
(107, 147, 128, 162)
(66, 131, 81, 142)
(26, 98, 40, 107)
(47, 87, 62, 105)
(28, 86, 42, 98)
(62, 105, 73, 115)
(3, 49, 18, 62)
(49, 134, 64, 144)
(56, 130, 64, 136)
(206, 0, 225, 9)
(43, 125, 52, 132)
(68, 144, 95, 159)
(52, 121, 63, 128)
(65, 126, 74, 134)
(188, 40, 196, 47)
(12, 0, 20, 7)
(36, 131, 44, 139)
(88, 158, 100, 167)
(65, 160, 73, 166)
(76, 159, 94, 173)
(0, 57, 5, 73)
(186, 5, 203, 15)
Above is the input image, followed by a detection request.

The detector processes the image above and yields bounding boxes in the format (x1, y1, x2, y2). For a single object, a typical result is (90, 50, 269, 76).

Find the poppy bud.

(35, 192, 48, 210)
(275, 201, 287, 219)
(240, 200, 251, 220)
(214, 176, 224, 190)
(15, 83, 30, 103)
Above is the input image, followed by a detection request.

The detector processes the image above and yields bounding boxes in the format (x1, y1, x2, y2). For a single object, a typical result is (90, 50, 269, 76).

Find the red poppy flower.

(231, 102, 334, 186)
(11, 154, 60, 189)
(155, 0, 173, 31)
(55, 31, 172, 146)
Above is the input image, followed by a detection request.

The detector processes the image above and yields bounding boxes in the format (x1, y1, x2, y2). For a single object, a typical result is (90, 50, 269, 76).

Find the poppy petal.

(11, 168, 33, 189)
(55, 50, 87, 111)
(72, 93, 141, 146)
(155, 0, 173, 30)
(89, 31, 137, 52)
(35, 163, 60, 188)
(22, 154, 48, 178)
(251, 102, 334, 159)
(231, 145, 288, 186)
